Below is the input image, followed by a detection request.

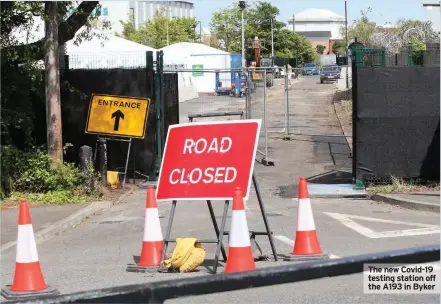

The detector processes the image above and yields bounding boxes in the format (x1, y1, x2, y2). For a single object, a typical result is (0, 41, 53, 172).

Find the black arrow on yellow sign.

(111, 110, 124, 131)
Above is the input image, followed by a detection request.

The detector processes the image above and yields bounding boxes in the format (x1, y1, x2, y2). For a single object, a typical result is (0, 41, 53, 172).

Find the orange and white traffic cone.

(284, 177, 328, 261)
(127, 186, 166, 272)
(224, 188, 256, 273)
(1, 200, 59, 300)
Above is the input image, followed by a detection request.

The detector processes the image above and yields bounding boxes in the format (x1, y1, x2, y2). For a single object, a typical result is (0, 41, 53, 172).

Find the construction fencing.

(164, 66, 307, 166)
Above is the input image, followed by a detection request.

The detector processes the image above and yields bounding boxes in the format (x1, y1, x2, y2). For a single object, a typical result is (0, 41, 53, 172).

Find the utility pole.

(271, 17, 274, 58)
(345, 0, 349, 89)
(44, 1, 63, 167)
(166, 3, 170, 45)
(239, 1, 246, 68)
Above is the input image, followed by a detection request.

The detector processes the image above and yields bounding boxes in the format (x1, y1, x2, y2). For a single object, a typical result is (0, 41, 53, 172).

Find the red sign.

(156, 120, 261, 201)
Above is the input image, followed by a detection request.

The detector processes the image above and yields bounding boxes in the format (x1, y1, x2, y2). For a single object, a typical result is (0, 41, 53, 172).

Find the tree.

(332, 41, 346, 55)
(315, 44, 326, 54)
(209, 5, 242, 52)
(44, 2, 63, 166)
(2, 2, 101, 63)
(340, 7, 377, 47)
(209, 1, 317, 65)
(274, 29, 318, 65)
(118, 9, 198, 49)
(1, 1, 103, 153)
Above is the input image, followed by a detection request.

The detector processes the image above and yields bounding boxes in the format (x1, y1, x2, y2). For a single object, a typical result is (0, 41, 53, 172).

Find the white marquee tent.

(10, 17, 157, 69)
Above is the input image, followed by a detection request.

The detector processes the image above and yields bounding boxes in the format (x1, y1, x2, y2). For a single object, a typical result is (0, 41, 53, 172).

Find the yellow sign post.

(85, 94, 150, 138)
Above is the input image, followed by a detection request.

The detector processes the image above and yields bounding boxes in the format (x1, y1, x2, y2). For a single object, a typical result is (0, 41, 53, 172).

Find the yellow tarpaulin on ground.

(161, 238, 206, 273)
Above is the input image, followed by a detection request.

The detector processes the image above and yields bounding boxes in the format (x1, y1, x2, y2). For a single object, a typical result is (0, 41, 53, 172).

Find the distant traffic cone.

(283, 177, 328, 261)
(1, 200, 58, 300)
(126, 186, 166, 272)
(224, 188, 256, 273)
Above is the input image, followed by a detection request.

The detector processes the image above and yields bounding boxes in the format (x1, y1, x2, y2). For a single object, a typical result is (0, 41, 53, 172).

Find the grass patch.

(367, 176, 440, 195)
(2, 190, 102, 207)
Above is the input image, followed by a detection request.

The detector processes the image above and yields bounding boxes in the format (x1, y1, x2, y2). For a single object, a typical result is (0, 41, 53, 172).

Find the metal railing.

(9, 244, 439, 303)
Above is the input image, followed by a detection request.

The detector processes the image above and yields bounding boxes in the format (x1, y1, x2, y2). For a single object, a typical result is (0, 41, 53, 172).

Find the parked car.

(302, 63, 319, 75)
(320, 65, 341, 83)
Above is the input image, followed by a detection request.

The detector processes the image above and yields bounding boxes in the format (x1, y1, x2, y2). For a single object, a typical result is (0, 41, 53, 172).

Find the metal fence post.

(283, 71, 290, 140)
(155, 51, 162, 177)
(263, 69, 268, 159)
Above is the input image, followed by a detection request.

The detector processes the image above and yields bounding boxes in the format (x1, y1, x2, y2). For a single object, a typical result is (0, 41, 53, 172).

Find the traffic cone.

(126, 186, 166, 273)
(284, 177, 328, 261)
(224, 188, 256, 273)
(1, 200, 59, 300)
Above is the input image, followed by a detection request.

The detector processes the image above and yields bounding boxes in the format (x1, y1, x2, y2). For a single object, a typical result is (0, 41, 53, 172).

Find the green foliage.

(332, 41, 346, 55)
(274, 29, 318, 65)
(340, 8, 439, 52)
(7, 191, 94, 205)
(209, 1, 317, 65)
(1, 1, 105, 147)
(315, 44, 326, 55)
(341, 8, 377, 47)
(118, 9, 198, 49)
(1, 145, 101, 203)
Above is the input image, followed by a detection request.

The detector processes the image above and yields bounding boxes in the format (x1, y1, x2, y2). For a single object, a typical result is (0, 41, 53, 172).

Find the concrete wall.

(289, 21, 344, 39)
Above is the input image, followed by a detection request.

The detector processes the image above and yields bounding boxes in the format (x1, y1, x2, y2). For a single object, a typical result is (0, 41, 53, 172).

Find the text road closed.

(156, 120, 261, 201)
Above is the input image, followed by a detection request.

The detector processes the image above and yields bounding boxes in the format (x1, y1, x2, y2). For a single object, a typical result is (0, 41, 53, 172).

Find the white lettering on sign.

(169, 167, 237, 185)
(183, 137, 232, 154)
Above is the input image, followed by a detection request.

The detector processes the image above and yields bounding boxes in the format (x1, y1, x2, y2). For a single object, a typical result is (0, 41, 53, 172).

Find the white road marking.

(274, 236, 438, 269)
(274, 235, 294, 246)
(324, 212, 440, 239)
(274, 235, 340, 259)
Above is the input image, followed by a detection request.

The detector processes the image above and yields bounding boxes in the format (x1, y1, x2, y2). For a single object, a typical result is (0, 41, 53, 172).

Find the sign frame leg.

(158, 200, 230, 274)
(159, 200, 177, 269)
(207, 200, 228, 262)
(210, 200, 229, 274)
(252, 173, 278, 261)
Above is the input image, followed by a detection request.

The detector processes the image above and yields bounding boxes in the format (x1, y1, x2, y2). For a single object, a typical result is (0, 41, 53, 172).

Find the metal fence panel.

(163, 69, 247, 123)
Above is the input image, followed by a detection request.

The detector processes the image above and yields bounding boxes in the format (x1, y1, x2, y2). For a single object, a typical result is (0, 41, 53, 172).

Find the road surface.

(1, 76, 439, 304)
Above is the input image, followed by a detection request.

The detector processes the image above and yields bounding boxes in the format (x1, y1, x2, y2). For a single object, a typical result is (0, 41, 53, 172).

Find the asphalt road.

(1, 76, 439, 303)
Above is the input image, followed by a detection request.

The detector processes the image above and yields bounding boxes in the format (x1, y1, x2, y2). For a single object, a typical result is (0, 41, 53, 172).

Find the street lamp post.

(271, 17, 274, 58)
(345, 0, 349, 89)
(239, 1, 246, 68)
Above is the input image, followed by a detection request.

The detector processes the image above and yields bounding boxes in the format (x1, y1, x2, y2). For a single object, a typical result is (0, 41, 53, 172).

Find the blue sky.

(193, 0, 427, 29)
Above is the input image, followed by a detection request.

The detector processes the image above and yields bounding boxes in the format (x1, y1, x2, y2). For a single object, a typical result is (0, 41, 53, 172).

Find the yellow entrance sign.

(85, 94, 150, 138)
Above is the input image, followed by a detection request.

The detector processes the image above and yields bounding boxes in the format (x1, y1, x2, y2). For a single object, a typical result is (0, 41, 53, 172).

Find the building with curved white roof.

(288, 8, 346, 55)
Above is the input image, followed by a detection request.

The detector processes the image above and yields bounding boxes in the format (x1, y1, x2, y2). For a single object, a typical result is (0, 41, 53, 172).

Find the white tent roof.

(160, 42, 230, 66)
(160, 42, 229, 56)
(289, 9, 345, 22)
(65, 29, 156, 53)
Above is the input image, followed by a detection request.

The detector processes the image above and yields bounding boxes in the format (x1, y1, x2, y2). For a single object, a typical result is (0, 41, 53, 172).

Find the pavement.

(1, 203, 90, 246)
(372, 192, 440, 213)
(1, 76, 439, 303)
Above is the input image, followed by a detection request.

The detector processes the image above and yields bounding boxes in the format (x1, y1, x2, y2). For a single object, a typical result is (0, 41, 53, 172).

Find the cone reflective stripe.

(1, 200, 59, 300)
(224, 188, 256, 273)
(138, 186, 164, 267)
(292, 177, 323, 255)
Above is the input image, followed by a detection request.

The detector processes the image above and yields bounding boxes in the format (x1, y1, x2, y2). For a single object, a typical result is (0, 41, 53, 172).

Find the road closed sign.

(156, 120, 261, 201)
(85, 94, 150, 138)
